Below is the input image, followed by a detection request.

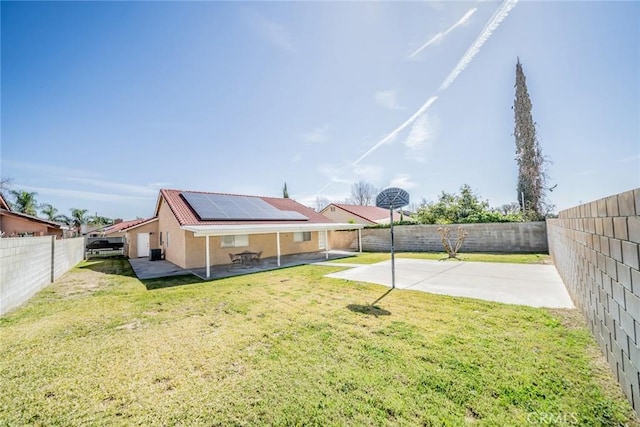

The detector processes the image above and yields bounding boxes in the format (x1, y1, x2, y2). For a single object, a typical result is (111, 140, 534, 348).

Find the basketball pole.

(390, 205, 395, 289)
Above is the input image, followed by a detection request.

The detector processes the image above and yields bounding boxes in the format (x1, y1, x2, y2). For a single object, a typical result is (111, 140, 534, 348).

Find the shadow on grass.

(346, 304, 391, 317)
(78, 256, 136, 277)
(142, 274, 205, 290)
(347, 289, 393, 317)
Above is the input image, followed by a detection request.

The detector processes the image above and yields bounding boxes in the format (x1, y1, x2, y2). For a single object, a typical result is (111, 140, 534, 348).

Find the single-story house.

(124, 189, 364, 278)
(0, 192, 64, 238)
(90, 218, 148, 237)
(320, 203, 403, 225)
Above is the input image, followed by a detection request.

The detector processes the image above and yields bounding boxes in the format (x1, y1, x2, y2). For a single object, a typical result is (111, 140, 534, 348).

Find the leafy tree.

(513, 58, 550, 220)
(282, 182, 289, 198)
(417, 184, 521, 224)
(39, 203, 70, 223)
(70, 208, 90, 233)
(349, 181, 377, 206)
(9, 190, 38, 216)
(89, 213, 112, 226)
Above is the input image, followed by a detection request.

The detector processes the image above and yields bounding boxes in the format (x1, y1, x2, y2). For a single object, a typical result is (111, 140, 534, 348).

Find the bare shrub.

(437, 226, 468, 259)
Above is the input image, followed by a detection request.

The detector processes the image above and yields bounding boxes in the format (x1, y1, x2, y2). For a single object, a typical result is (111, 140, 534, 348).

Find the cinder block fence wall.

(0, 236, 84, 315)
(547, 188, 640, 414)
(331, 222, 548, 253)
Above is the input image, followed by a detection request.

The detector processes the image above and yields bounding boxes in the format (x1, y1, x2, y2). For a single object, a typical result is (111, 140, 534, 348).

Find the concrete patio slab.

(128, 251, 358, 281)
(128, 258, 194, 280)
(324, 258, 574, 308)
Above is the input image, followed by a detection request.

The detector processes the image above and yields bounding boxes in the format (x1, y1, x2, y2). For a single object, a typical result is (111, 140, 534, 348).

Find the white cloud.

(410, 7, 477, 59)
(245, 9, 296, 53)
(65, 178, 158, 195)
(291, 153, 302, 163)
(403, 114, 438, 162)
(352, 95, 438, 166)
(148, 182, 173, 188)
(375, 90, 402, 110)
(2, 160, 102, 179)
(353, 164, 383, 181)
(317, 164, 351, 184)
(439, 0, 518, 91)
(390, 174, 418, 189)
(618, 154, 640, 163)
(300, 125, 329, 143)
(17, 185, 155, 203)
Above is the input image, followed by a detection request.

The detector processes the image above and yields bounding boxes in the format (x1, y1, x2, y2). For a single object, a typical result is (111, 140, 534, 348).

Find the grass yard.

(330, 252, 552, 265)
(0, 257, 637, 426)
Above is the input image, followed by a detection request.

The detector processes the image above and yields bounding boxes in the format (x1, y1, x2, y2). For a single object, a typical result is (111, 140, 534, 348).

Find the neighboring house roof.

(120, 217, 158, 232)
(0, 208, 64, 229)
(321, 203, 402, 223)
(99, 218, 149, 235)
(157, 189, 336, 226)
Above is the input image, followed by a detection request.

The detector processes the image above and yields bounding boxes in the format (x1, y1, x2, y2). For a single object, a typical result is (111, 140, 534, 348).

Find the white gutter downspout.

(276, 232, 281, 267)
(358, 228, 362, 253)
(205, 235, 210, 279)
(324, 230, 329, 259)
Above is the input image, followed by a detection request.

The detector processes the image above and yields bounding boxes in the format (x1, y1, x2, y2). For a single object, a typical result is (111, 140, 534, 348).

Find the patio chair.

(229, 253, 243, 267)
(251, 251, 262, 264)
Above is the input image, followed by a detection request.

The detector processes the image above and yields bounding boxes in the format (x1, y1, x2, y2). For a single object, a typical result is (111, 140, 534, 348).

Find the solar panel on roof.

(181, 192, 308, 221)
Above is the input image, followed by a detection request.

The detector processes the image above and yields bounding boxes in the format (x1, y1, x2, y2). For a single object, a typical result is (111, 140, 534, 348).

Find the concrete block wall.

(547, 188, 640, 414)
(54, 238, 85, 280)
(333, 222, 548, 253)
(0, 237, 84, 315)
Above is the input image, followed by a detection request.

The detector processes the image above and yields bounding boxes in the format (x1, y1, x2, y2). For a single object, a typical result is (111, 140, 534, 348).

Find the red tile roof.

(157, 189, 336, 226)
(0, 209, 64, 228)
(101, 218, 149, 234)
(329, 204, 403, 223)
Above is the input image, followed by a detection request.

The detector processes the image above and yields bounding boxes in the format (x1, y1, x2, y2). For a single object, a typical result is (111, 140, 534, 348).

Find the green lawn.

(0, 257, 636, 426)
(331, 252, 552, 265)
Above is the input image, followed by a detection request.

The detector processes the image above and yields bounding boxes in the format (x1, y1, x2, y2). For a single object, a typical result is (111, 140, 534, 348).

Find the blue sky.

(1, 1, 638, 220)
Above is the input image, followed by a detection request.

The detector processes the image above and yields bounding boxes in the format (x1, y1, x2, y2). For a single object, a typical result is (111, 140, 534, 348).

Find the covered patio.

(181, 223, 365, 279)
(129, 250, 358, 280)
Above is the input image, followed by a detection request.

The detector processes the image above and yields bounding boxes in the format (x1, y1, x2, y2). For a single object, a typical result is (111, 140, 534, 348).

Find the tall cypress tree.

(513, 58, 547, 219)
(282, 182, 289, 198)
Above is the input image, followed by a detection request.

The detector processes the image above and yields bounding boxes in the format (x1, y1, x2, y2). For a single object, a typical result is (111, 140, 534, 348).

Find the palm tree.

(40, 203, 59, 220)
(10, 190, 38, 216)
(70, 208, 90, 234)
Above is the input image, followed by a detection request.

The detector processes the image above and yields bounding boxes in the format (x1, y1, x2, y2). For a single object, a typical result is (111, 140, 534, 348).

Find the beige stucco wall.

(0, 214, 62, 238)
(125, 221, 159, 258)
(183, 230, 322, 270)
(157, 198, 188, 268)
(321, 207, 374, 225)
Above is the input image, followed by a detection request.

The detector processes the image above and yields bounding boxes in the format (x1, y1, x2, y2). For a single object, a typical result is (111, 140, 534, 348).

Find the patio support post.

(324, 230, 329, 259)
(358, 228, 362, 253)
(276, 232, 281, 267)
(205, 235, 210, 278)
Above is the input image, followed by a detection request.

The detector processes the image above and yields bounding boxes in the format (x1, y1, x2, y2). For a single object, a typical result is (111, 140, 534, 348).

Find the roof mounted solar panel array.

(181, 192, 309, 221)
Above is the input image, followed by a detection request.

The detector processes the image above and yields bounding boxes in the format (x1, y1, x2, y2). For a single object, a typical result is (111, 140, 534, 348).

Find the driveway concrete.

(324, 258, 574, 308)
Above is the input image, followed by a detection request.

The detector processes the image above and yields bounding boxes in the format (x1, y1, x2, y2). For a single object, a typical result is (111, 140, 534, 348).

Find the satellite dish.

(376, 187, 410, 210)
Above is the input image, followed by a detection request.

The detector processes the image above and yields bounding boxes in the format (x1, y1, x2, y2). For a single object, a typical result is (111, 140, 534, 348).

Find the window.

(160, 232, 163, 246)
(221, 234, 249, 248)
(330, 206, 335, 212)
(166, 232, 170, 247)
(294, 231, 311, 242)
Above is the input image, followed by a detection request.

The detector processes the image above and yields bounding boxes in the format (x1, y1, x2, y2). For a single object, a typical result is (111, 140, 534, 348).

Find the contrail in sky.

(439, 0, 518, 90)
(409, 7, 477, 59)
(352, 96, 438, 167)
(315, 0, 518, 197)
